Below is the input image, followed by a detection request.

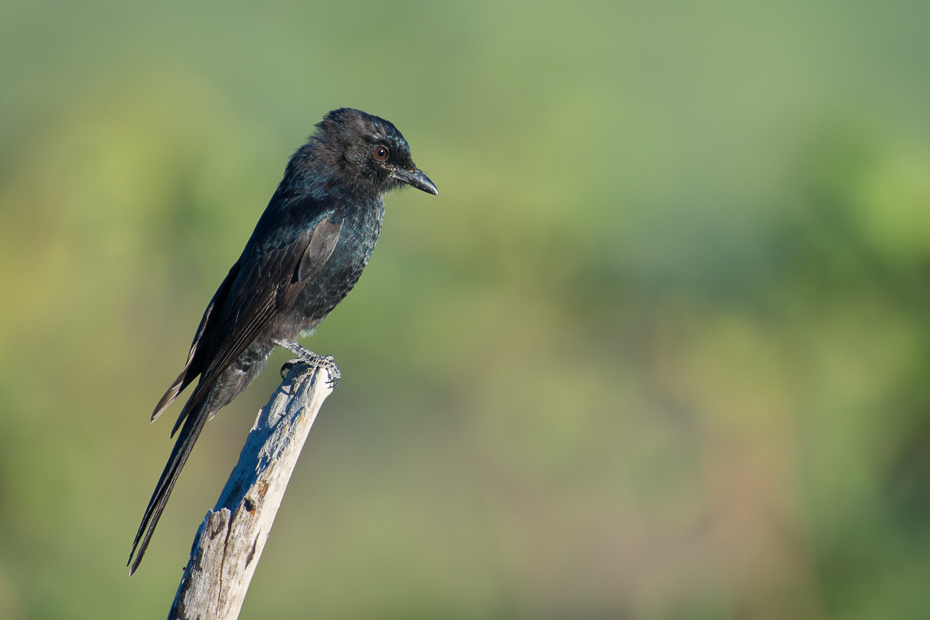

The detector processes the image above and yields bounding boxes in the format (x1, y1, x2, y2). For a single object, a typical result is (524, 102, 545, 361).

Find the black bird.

(128, 108, 437, 574)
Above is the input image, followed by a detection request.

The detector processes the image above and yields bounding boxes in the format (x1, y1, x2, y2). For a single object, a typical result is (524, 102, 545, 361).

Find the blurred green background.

(2, 1, 930, 618)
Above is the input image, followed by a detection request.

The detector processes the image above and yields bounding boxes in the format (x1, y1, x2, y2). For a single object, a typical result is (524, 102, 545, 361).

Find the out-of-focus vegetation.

(2, 1, 930, 618)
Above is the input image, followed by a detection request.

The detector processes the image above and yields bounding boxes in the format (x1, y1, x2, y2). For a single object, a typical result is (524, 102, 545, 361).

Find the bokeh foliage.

(2, 1, 930, 618)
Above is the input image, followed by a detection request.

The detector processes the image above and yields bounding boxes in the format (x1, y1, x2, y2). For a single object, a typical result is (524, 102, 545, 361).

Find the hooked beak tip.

(392, 168, 438, 196)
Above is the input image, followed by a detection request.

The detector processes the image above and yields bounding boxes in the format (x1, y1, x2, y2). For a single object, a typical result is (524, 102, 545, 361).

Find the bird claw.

(276, 341, 340, 389)
(323, 364, 340, 389)
(306, 354, 341, 389)
(280, 359, 301, 379)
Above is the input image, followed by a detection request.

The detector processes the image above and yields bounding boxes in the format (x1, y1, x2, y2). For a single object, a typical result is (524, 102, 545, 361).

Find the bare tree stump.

(168, 362, 334, 620)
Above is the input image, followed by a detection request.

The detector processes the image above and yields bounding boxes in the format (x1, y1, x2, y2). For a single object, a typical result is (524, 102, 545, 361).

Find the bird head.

(312, 108, 438, 198)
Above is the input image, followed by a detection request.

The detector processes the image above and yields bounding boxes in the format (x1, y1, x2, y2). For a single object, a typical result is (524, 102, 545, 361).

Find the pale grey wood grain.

(168, 362, 334, 620)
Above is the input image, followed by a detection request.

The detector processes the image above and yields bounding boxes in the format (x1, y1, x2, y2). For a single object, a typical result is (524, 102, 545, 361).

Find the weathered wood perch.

(168, 362, 334, 620)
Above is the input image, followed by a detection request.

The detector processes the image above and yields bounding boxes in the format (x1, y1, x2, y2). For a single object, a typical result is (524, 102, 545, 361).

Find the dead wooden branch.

(168, 362, 334, 620)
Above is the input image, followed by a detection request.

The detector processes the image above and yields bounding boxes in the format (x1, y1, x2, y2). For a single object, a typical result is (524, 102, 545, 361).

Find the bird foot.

(276, 340, 341, 388)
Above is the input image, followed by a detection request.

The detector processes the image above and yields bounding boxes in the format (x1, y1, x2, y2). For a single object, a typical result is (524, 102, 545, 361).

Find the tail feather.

(128, 397, 211, 575)
(151, 365, 193, 423)
(130, 339, 272, 574)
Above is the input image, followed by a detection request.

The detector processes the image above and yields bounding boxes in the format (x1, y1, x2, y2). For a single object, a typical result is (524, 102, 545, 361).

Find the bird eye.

(374, 146, 389, 161)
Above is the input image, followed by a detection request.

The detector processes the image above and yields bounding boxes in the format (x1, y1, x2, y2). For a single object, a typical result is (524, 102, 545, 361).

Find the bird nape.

(128, 108, 437, 575)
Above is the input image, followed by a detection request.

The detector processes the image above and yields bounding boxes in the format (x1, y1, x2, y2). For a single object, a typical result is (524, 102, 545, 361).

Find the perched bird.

(128, 108, 437, 575)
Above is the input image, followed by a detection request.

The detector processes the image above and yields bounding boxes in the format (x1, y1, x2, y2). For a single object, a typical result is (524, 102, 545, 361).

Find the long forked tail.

(128, 397, 210, 575)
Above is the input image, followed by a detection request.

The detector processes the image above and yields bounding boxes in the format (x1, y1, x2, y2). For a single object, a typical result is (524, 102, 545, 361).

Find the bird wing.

(167, 200, 344, 436)
(299, 215, 343, 282)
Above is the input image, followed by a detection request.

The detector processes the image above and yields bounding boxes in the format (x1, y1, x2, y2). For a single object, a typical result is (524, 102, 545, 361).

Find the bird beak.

(391, 167, 438, 195)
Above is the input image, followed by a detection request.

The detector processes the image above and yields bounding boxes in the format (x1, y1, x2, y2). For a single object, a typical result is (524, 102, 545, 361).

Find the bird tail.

(128, 394, 211, 575)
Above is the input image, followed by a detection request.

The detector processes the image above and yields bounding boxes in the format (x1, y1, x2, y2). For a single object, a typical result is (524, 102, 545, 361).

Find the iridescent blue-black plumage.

(128, 108, 437, 574)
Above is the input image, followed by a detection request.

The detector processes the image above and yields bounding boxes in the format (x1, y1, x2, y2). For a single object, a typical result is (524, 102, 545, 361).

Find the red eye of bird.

(374, 146, 389, 160)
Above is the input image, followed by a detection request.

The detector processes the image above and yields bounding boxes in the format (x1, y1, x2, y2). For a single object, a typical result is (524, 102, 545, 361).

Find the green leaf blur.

(1, 1, 929, 618)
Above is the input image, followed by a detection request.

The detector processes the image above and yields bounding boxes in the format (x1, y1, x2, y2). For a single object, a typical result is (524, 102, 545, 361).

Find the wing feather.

(298, 214, 343, 282)
(168, 230, 312, 436)
(151, 262, 241, 422)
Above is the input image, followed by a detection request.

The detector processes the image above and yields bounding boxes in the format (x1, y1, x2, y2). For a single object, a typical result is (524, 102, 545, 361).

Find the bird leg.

(274, 340, 341, 388)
